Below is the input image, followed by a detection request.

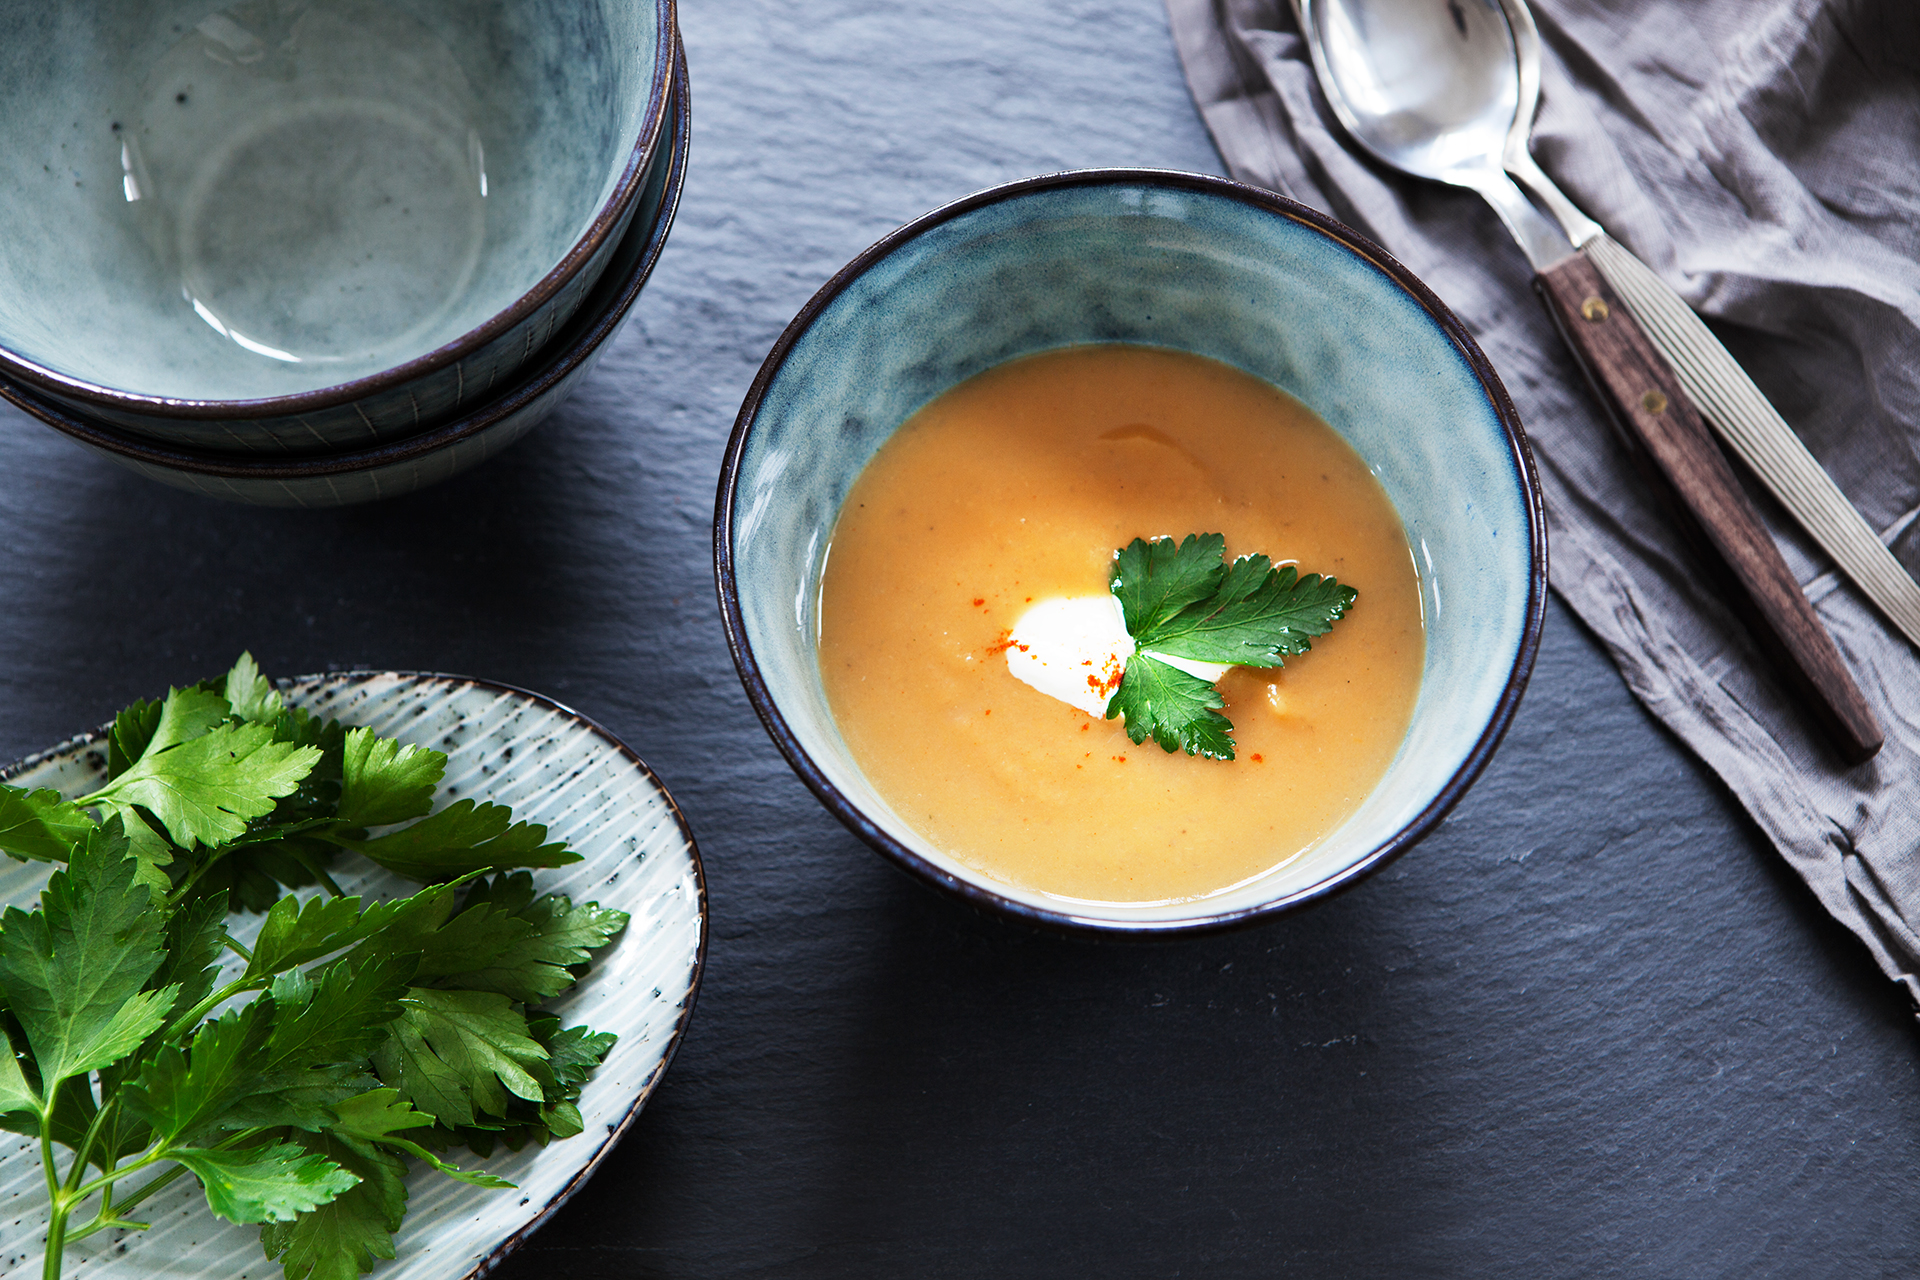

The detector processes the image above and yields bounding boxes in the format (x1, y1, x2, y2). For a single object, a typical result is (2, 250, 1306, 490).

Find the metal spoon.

(1292, 0, 1884, 762)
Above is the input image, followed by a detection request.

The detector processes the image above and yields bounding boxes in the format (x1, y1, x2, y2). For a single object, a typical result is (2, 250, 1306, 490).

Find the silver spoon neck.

(1454, 165, 1575, 270)
(1506, 147, 1602, 248)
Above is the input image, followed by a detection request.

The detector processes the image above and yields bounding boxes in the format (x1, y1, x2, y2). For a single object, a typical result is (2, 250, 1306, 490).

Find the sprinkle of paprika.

(1083, 654, 1125, 700)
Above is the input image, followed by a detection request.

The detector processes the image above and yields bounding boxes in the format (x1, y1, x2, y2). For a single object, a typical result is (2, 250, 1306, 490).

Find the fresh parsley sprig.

(1104, 534, 1357, 760)
(0, 655, 626, 1280)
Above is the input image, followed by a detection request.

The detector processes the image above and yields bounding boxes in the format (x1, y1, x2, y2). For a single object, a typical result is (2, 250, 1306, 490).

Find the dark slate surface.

(2, 1, 1916, 1275)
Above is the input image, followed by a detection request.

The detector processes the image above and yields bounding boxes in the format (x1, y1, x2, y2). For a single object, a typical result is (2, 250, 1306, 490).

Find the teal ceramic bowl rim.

(0, 44, 689, 481)
(715, 167, 1549, 937)
(0, 0, 677, 423)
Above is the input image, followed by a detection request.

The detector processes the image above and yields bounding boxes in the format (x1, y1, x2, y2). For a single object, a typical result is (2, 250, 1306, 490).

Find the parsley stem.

(288, 843, 348, 897)
(160, 976, 265, 1042)
(38, 1112, 61, 1204)
(163, 847, 233, 910)
(78, 1157, 180, 1217)
(41, 1200, 69, 1280)
(37, 1093, 84, 1277)
(59, 1210, 149, 1245)
(66, 1147, 164, 1203)
(63, 1093, 118, 1193)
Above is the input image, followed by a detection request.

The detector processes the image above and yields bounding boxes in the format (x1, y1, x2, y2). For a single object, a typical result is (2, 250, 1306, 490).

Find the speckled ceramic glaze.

(0, 48, 688, 508)
(717, 170, 1547, 935)
(0, 0, 675, 454)
(0, 671, 705, 1280)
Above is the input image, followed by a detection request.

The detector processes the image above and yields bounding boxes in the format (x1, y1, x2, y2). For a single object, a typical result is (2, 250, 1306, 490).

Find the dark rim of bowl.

(0, 47, 690, 481)
(0, 0, 677, 423)
(0, 668, 709, 1280)
(713, 166, 1549, 939)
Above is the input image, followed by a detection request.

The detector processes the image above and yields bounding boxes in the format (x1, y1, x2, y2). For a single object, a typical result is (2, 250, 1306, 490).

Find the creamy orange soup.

(817, 345, 1423, 903)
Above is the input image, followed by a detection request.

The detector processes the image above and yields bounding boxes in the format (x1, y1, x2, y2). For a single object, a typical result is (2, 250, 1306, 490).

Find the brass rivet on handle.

(1580, 296, 1609, 322)
(1641, 390, 1669, 415)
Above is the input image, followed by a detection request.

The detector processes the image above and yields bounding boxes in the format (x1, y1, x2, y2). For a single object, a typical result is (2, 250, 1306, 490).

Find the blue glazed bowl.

(0, 0, 675, 455)
(0, 46, 689, 509)
(716, 169, 1547, 935)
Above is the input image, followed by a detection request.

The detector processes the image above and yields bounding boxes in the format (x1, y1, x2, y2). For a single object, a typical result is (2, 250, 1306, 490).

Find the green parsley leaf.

(329, 1089, 514, 1188)
(86, 722, 323, 850)
(157, 956, 411, 1140)
(217, 1064, 381, 1136)
(149, 686, 238, 754)
(1106, 534, 1357, 758)
(540, 1022, 619, 1096)
(244, 879, 475, 981)
(0, 1024, 36, 1117)
(334, 728, 444, 829)
(265, 951, 416, 1073)
(328, 1088, 437, 1141)
(245, 893, 386, 981)
(0, 785, 95, 864)
(449, 1018, 616, 1154)
(95, 805, 178, 895)
(372, 988, 548, 1127)
(172, 1139, 361, 1225)
(155, 891, 233, 1021)
(1110, 533, 1229, 639)
(106, 698, 163, 780)
(5, 654, 614, 1280)
(340, 800, 577, 882)
(1104, 653, 1237, 759)
(252, 708, 350, 830)
(126, 1002, 273, 1143)
(414, 878, 628, 1004)
(225, 652, 285, 724)
(1138, 557, 1357, 666)
(260, 1131, 406, 1280)
(0, 825, 175, 1088)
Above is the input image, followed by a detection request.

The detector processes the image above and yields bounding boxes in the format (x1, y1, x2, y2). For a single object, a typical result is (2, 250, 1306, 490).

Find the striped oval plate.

(0, 671, 706, 1280)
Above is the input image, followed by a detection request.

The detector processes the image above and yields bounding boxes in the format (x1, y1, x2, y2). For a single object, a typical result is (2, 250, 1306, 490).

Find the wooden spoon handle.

(1535, 250, 1883, 765)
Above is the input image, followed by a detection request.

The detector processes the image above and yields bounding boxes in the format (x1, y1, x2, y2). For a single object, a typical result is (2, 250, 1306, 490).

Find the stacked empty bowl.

(0, 0, 685, 507)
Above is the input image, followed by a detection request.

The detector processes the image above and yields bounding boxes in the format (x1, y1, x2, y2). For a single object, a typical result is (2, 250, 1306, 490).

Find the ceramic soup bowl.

(717, 169, 1547, 935)
(0, 45, 690, 508)
(0, 0, 675, 454)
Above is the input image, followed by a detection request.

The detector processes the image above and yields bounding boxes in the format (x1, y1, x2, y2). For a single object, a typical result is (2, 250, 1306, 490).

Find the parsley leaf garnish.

(1105, 534, 1357, 760)
(1108, 654, 1236, 759)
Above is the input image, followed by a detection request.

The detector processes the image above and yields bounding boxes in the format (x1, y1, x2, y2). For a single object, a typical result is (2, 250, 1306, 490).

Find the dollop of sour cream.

(1003, 595, 1230, 717)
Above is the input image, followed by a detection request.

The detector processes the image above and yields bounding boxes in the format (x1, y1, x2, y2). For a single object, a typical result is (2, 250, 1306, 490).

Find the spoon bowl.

(1295, 0, 1568, 265)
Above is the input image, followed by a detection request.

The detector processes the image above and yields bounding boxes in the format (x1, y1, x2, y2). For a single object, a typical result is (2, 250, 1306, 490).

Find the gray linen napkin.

(1163, 0, 1920, 1003)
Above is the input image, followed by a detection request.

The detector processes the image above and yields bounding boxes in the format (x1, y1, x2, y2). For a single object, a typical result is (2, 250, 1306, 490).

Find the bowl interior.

(728, 175, 1538, 929)
(0, 0, 661, 403)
